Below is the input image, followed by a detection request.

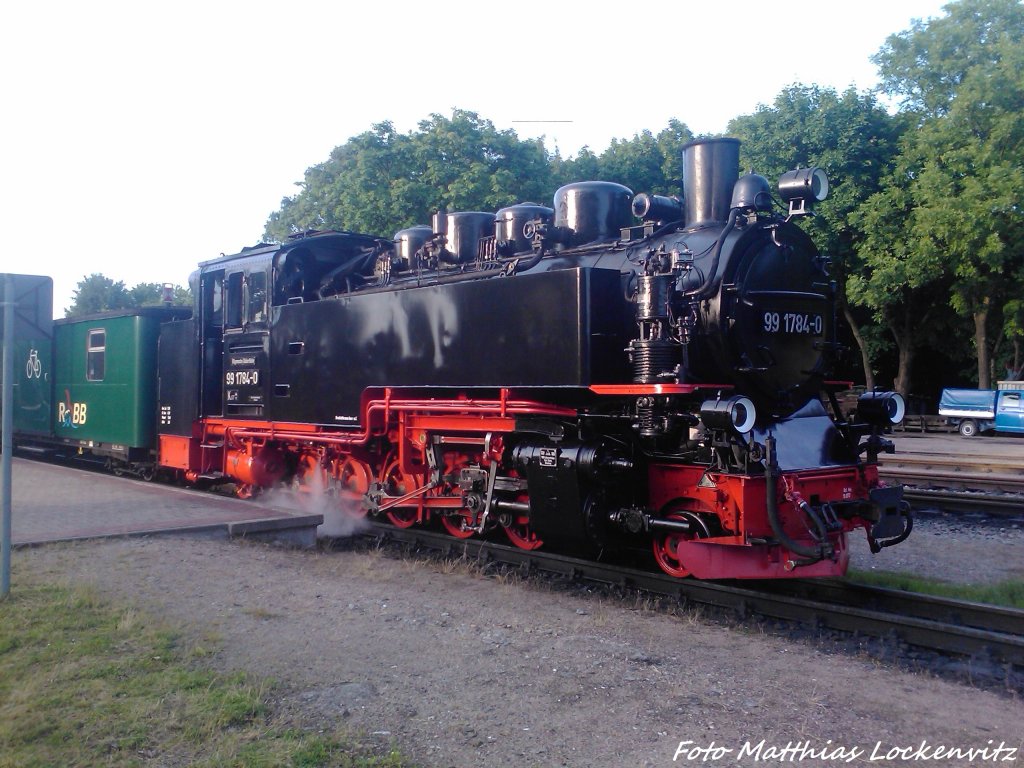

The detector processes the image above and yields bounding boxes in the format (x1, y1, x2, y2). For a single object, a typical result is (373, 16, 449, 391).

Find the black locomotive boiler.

(153, 136, 911, 578)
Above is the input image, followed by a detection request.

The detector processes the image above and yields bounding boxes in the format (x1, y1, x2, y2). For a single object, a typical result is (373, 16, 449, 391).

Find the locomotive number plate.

(225, 369, 260, 386)
(762, 311, 823, 335)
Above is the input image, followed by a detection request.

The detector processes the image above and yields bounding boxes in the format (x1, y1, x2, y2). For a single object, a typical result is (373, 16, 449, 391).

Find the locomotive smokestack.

(682, 138, 740, 228)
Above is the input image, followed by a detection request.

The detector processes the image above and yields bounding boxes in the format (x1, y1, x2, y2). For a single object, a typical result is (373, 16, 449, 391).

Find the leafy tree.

(128, 282, 193, 308)
(871, 0, 1024, 388)
(1001, 291, 1024, 379)
(551, 146, 601, 187)
(67, 274, 132, 317)
(66, 275, 191, 317)
(874, 0, 1024, 116)
(266, 114, 696, 245)
(265, 111, 556, 242)
(553, 120, 694, 195)
(411, 111, 554, 212)
(848, 157, 953, 395)
(728, 86, 903, 389)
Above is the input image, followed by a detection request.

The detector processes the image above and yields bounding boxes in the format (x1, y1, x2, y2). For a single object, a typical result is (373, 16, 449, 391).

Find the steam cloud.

(263, 466, 370, 539)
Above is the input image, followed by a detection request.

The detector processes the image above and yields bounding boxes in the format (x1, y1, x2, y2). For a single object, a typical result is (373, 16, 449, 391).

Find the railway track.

(354, 522, 1024, 672)
(902, 488, 1024, 516)
(879, 451, 1024, 492)
(878, 451, 1024, 516)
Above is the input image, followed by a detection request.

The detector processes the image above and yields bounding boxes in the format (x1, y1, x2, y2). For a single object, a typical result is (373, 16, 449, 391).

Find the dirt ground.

(17, 536, 1023, 768)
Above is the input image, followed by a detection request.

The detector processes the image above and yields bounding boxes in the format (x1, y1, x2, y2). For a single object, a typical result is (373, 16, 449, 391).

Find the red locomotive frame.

(159, 384, 898, 580)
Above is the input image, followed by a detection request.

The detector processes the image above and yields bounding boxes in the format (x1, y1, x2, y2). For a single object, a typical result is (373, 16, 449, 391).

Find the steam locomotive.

(5, 137, 911, 578)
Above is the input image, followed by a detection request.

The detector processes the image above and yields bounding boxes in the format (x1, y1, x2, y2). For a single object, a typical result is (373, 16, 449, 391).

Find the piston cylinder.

(226, 446, 288, 488)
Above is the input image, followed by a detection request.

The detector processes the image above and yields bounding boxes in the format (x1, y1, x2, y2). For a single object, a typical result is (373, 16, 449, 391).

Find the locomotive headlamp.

(700, 396, 757, 435)
(857, 391, 906, 426)
(778, 167, 829, 216)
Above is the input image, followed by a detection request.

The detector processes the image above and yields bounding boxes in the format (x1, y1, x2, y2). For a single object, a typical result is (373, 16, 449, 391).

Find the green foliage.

(728, 85, 904, 387)
(848, 570, 1024, 609)
(729, 85, 902, 258)
(265, 111, 556, 241)
(0, 577, 409, 767)
(67, 273, 133, 316)
(67, 275, 191, 318)
(266, 114, 696, 244)
(873, 0, 1024, 116)
(128, 282, 191, 308)
(864, 0, 1024, 388)
(552, 120, 694, 195)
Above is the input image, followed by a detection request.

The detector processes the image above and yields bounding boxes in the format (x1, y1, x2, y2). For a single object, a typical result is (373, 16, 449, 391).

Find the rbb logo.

(58, 401, 88, 427)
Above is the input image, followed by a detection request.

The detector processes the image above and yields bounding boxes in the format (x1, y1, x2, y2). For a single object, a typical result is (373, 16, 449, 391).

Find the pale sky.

(2, 0, 949, 316)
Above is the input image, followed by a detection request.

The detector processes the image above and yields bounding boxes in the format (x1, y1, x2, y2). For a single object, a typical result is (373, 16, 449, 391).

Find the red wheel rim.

(652, 512, 695, 578)
(504, 515, 543, 550)
(235, 483, 257, 500)
(380, 457, 420, 528)
(337, 457, 372, 515)
(502, 476, 542, 550)
(440, 509, 476, 539)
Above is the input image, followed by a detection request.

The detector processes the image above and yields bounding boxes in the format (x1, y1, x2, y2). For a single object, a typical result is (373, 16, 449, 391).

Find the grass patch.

(848, 569, 1024, 609)
(0, 578, 408, 767)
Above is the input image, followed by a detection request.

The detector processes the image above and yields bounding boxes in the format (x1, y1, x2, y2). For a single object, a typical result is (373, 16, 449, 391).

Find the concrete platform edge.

(227, 514, 323, 549)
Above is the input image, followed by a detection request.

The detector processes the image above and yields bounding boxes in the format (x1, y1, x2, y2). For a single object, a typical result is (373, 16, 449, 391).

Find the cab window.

(247, 271, 267, 324)
(225, 272, 243, 329)
(204, 272, 224, 330)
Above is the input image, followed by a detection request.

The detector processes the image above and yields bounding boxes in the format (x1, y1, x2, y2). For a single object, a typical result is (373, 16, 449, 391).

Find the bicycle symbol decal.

(26, 348, 42, 379)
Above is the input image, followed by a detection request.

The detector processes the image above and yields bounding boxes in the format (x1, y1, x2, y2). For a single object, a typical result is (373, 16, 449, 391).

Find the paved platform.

(891, 431, 1024, 459)
(8, 457, 322, 547)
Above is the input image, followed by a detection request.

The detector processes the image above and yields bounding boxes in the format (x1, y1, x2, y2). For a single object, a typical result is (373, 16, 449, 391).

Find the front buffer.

(646, 460, 907, 580)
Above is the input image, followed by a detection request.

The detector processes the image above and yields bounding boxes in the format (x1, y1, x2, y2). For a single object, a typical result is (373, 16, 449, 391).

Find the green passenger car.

(53, 308, 190, 465)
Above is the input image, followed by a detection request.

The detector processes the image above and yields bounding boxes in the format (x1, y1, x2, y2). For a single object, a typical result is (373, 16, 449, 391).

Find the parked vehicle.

(938, 383, 1024, 436)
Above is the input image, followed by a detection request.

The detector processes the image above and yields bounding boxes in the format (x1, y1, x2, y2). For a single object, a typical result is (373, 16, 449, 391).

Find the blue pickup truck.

(938, 382, 1024, 436)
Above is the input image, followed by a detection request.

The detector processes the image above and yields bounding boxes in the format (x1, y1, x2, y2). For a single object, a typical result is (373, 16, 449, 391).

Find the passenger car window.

(86, 329, 105, 381)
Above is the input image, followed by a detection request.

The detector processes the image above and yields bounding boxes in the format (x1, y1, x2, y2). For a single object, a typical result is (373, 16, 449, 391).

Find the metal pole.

(2, 275, 14, 598)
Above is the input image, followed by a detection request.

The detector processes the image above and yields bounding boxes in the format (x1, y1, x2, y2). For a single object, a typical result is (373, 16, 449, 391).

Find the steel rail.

(357, 522, 1024, 668)
(901, 487, 1024, 516)
(879, 453, 1024, 502)
(750, 579, 1024, 636)
(880, 467, 1024, 494)
(880, 452, 1024, 475)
